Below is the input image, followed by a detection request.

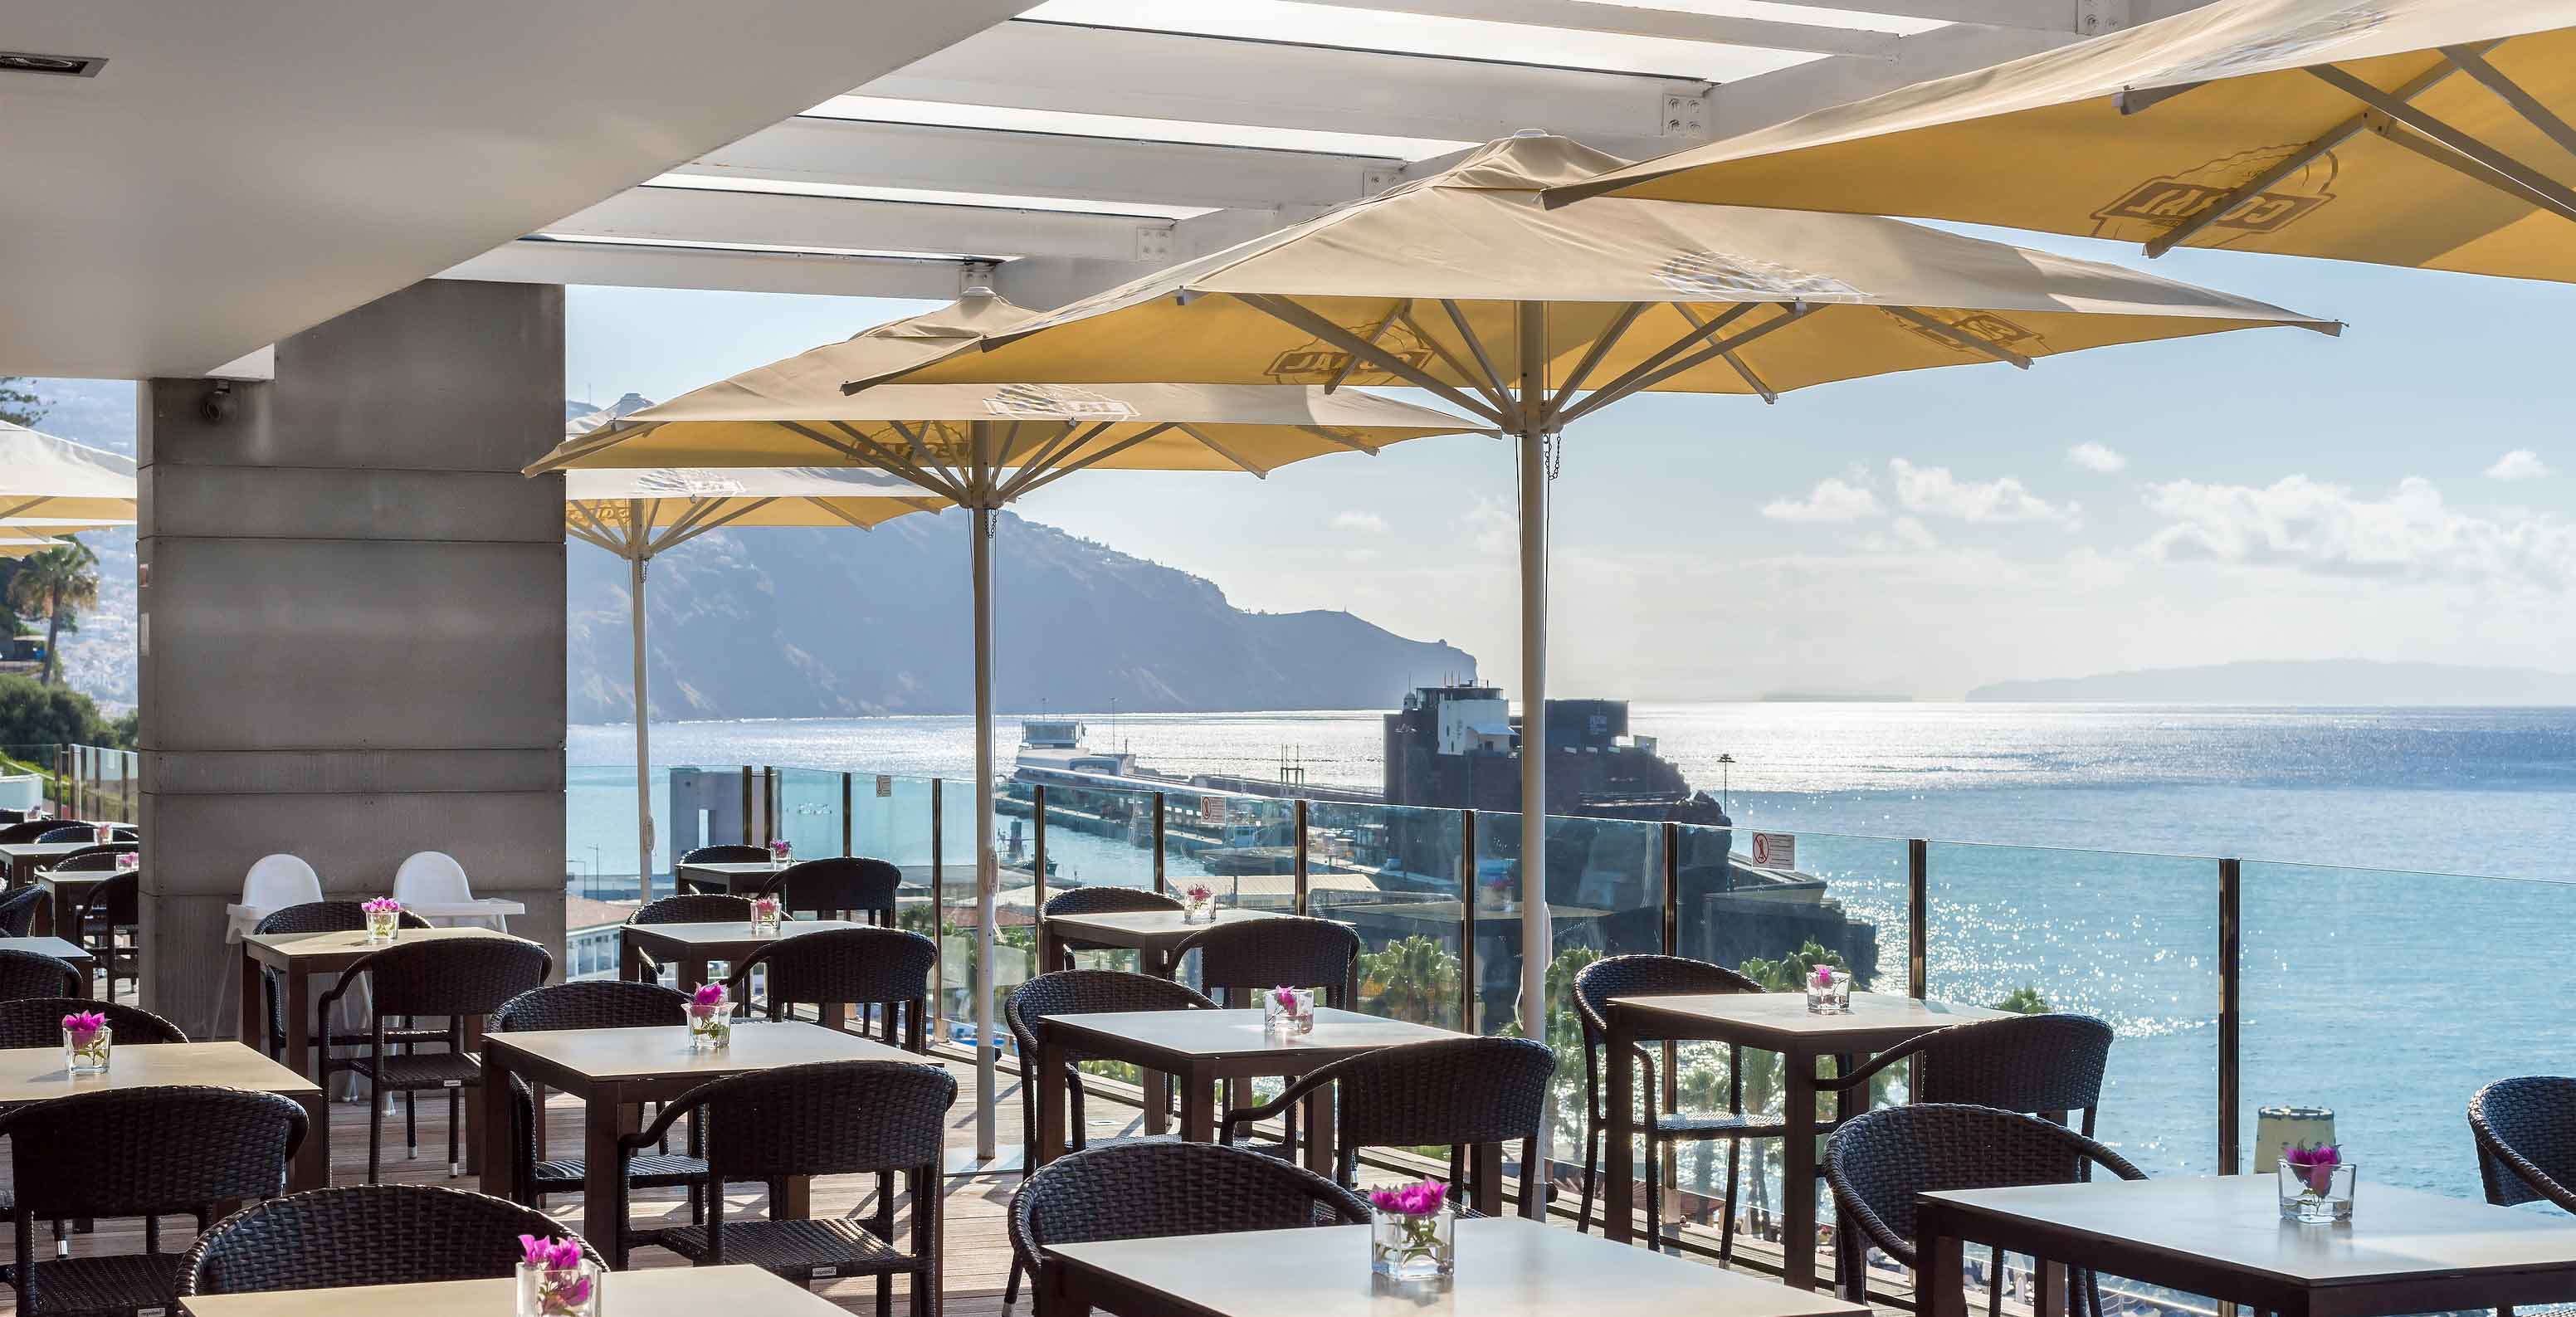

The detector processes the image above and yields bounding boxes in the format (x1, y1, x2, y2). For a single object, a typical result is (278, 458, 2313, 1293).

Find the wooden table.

(1038, 905, 1287, 976)
(1045, 1214, 1875, 1317)
(1034, 1006, 1466, 1193)
(477, 1019, 936, 1264)
(676, 859, 788, 895)
(0, 935, 94, 997)
(0, 1041, 328, 1191)
(181, 1263, 850, 1317)
(618, 918, 869, 988)
(1918, 1174, 2576, 1317)
(34, 867, 115, 939)
(1603, 990, 2005, 1285)
(0, 842, 98, 885)
(235, 925, 517, 1081)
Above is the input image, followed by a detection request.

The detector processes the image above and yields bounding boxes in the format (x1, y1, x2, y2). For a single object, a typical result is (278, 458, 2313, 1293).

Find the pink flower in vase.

(2284, 1142, 2341, 1194)
(520, 1234, 584, 1271)
(688, 983, 729, 1018)
(362, 897, 402, 915)
(1272, 986, 1299, 1012)
(1812, 963, 1835, 990)
(1183, 882, 1213, 904)
(61, 1011, 105, 1047)
(1368, 1180, 1450, 1217)
(768, 839, 793, 861)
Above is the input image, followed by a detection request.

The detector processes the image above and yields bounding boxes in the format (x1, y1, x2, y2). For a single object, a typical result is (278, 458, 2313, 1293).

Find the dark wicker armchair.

(179, 1184, 602, 1296)
(1040, 886, 1182, 973)
(1825, 1104, 2146, 1313)
(0, 885, 42, 939)
(1001, 969, 1216, 1307)
(73, 871, 139, 1001)
(0, 820, 66, 845)
(2471, 1076, 2576, 1215)
(622, 1059, 956, 1312)
(51, 844, 137, 872)
(727, 926, 937, 1050)
(1218, 1036, 1554, 1217)
(625, 894, 756, 983)
(1824, 1012, 2115, 1134)
(1012, 1142, 1370, 1317)
(0, 998, 183, 1047)
(0, 949, 83, 1003)
(760, 856, 902, 924)
(31, 826, 99, 845)
(250, 900, 436, 1066)
(676, 844, 768, 895)
(2, 1085, 307, 1315)
(1569, 953, 1784, 1257)
(490, 980, 707, 1219)
(1172, 915, 1360, 1007)
(315, 935, 553, 1182)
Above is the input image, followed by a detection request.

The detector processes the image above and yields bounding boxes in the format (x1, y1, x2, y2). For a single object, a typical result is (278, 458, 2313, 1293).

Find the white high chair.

(391, 851, 510, 931)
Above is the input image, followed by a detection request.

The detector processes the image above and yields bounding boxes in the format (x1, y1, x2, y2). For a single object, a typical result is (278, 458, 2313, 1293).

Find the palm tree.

(1357, 934, 1461, 1026)
(8, 542, 98, 686)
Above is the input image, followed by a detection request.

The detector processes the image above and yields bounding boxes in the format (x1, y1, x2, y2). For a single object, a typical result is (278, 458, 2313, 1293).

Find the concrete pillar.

(137, 280, 568, 1039)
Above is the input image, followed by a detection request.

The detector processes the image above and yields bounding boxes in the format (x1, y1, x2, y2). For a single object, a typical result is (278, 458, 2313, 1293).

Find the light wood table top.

(1044, 906, 1289, 949)
(0, 934, 91, 964)
(483, 1019, 929, 1085)
(180, 1263, 843, 1317)
(0, 1040, 320, 1102)
(1048, 1215, 1873, 1317)
(621, 917, 867, 949)
(1609, 989, 2007, 1052)
(240, 924, 517, 968)
(0, 842, 101, 862)
(1046, 1006, 1459, 1067)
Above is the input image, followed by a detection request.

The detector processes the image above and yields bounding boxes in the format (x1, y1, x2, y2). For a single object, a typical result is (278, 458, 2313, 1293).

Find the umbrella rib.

(1569, 302, 1759, 413)
(1886, 306, 2031, 369)
(566, 500, 630, 554)
(792, 421, 968, 503)
(2364, 120, 2576, 226)
(1398, 308, 1512, 414)
(1296, 425, 1380, 456)
(871, 420, 971, 498)
(0, 498, 46, 521)
(1324, 304, 1405, 395)
(798, 497, 895, 532)
(1236, 294, 1507, 426)
(1007, 425, 1176, 500)
(651, 495, 732, 548)
(565, 520, 625, 555)
(1559, 303, 1815, 424)
(2309, 65, 2576, 222)
(651, 497, 776, 555)
(1546, 302, 1650, 414)
(2145, 56, 2470, 257)
(1676, 304, 1778, 404)
(1437, 300, 1514, 407)
(1176, 423, 1269, 477)
(1010, 421, 1107, 493)
(2439, 44, 2576, 163)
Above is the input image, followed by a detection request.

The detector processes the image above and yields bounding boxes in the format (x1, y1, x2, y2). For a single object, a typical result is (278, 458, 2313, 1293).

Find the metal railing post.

(1660, 819, 1681, 1210)
(1458, 809, 1478, 1033)
(764, 767, 779, 846)
(1907, 838, 1930, 999)
(1032, 785, 1048, 912)
(1152, 793, 1167, 895)
(2218, 856, 2242, 1176)
(842, 772, 854, 856)
(1292, 798, 1310, 915)
(930, 779, 945, 1030)
(738, 767, 754, 846)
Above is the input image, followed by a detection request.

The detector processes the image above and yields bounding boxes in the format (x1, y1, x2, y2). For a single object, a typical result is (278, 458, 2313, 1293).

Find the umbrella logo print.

(1655, 250, 1863, 301)
(2091, 145, 2339, 245)
(632, 469, 750, 498)
(982, 384, 1139, 421)
(1886, 309, 2043, 357)
(1265, 323, 1438, 384)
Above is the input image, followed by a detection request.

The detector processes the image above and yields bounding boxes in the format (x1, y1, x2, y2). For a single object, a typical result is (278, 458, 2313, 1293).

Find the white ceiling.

(0, 0, 1029, 379)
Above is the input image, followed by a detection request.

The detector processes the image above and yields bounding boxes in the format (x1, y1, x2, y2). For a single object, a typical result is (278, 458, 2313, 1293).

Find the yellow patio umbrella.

(837, 134, 2335, 1188)
(1547, 0, 2576, 280)
(0, 421, 137, 522)
(529, 291, 1487, 1158)
(562, 465, 948, 901)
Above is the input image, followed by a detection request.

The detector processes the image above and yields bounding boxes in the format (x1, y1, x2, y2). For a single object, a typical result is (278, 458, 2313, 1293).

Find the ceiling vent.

(0, 51, 105, 77)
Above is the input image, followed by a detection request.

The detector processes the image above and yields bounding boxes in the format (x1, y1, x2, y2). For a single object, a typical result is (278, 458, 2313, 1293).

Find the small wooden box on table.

(1603, 990, 2005, 1286)
(0, 1041, 328, 1190)
(1045, 1214, 1876, 1317)
(478, 1019, 939, 1264)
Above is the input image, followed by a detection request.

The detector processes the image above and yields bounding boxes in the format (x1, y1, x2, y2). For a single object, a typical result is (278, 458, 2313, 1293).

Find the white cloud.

(2066, 441, 2128, 473)
(1889, 458, 2076, 524)
(1760, 476, 1883, 524)
(1464, 497, 1516, 557)
(2486, 449, 2551, 482)
(1331, 510, 1388, 534)
(2140, 475, 2576, 592)
(1857, 516, 1939, 553)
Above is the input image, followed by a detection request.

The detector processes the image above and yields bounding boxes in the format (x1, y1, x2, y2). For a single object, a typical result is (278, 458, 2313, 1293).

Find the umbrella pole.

(971, 498, 998, 1160)
(628, 546, 654, 904)
(1515, 300, 1554, 1189)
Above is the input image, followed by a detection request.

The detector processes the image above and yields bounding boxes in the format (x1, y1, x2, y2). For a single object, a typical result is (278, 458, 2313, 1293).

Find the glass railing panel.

(775, 768, 845, 866)
(1034, 782, 1161, 895)
(1311, 800, 1465, 1032)
(564, 761, 680, 904)
(2242, 860, 2576, 1202)
(936, 774, 1030, 1054)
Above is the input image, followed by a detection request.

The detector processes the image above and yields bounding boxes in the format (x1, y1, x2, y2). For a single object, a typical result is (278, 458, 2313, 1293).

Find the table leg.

(618, 934, 643, 982)
(282, 969, 313, 1083)
(1468, 1141, 1503, 1217)
(1604, 1015, 1636, 1244)
(1142, 1068, 1171, 1136)
(237, 948, 263, 1049)
(1297, 1077, 1335, 1178)
(820, 1001, 849, 1032)
(1036, 1034, 1069, 1166)
(1916, 1207, 1969, 1317)
(583, 1091, 632, 1268)
(1179, 1063, 1216, 1143)
(779, 1173, 812, 1219)
(459, 1015, 487, 1175)
(1783, 1049, 1820, 1290)
(477, 1040, 515, 1199)
(2034, 1258, 2066, 1317)
(290, 1091, 330, 1190)
(683, 957, 711, 993)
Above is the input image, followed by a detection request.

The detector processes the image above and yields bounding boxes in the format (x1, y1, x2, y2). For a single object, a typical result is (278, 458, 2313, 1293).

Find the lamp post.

(1716, 754, 1734, 814)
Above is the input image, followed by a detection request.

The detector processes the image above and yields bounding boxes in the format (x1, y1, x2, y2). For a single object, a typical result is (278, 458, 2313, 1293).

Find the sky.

(565, 227, 2576, 704)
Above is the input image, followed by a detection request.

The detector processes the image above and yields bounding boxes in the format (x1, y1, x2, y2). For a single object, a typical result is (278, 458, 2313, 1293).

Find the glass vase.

(516, 1261, 601, 1317)
(1804, 969, 1852, 1014)
(2279, 1162, 2356, 1222)
(1369, 1204, 1454, 1280)
(365, 910, 399, 943)
(1263, 988, 1315, 1036)
(751, 905, 783, 937)
(687, 1005, 734, 1051)
(1181, 895, 1215, 924)
(63, 1025, 110, 1076)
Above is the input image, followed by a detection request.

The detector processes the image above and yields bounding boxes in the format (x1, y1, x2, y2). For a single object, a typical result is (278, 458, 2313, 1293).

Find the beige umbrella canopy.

(563, 465, 947, 900)
(529, 293, 1486, 1160)
(0, 420, 138, 523)
(1546, 0, 2576, 281)
(839, 134, 2336, 1156)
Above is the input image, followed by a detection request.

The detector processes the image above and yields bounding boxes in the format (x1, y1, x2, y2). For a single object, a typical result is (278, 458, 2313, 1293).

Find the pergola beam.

(543, 185, 1169, 263)
(1282, 0, 1902, 58)
(442, 237, 970, 299)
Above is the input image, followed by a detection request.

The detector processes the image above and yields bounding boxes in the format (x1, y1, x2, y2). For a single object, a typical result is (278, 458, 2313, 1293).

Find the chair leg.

(1720, 1138, 1741, 1266)
(1576, 1121, 1599, 1234)
(449, 1087, 463, 1177)
(1644, 1139, 1663, 1253)
(1005, 1258, 1024, 1308)
(406, 1090, 417, 1158)
(368, 1081, 385, 1183)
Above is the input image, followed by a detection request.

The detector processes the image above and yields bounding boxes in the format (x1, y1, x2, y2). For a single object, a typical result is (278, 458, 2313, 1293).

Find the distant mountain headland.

(1966, 661, 2576, 706)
